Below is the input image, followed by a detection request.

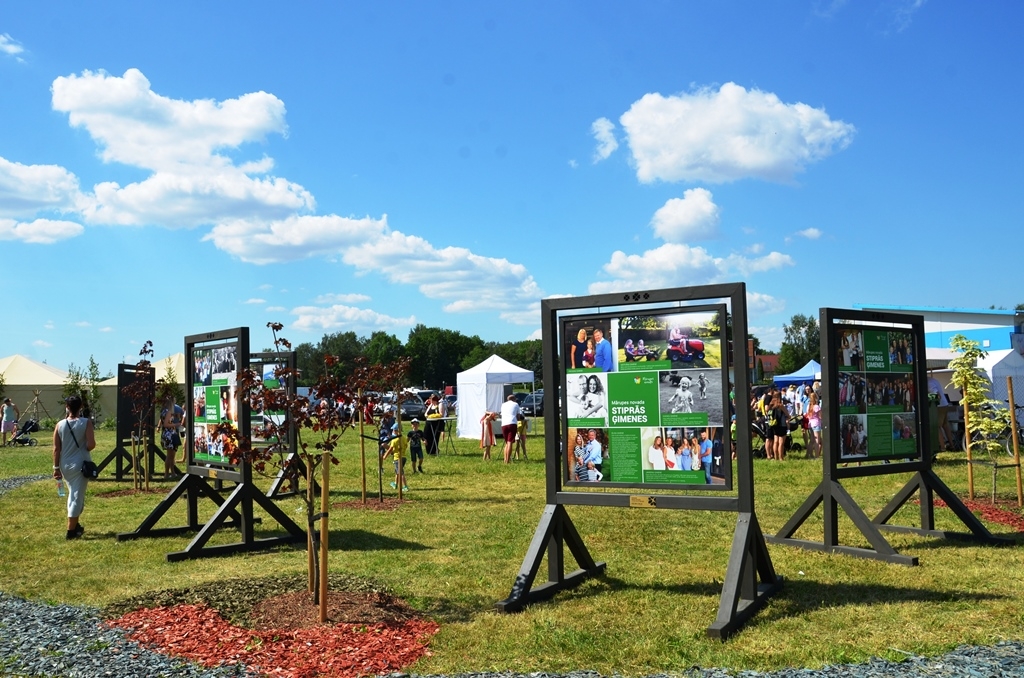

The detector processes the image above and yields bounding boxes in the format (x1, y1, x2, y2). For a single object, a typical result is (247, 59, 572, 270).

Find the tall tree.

(776, 313, 820, 375)
(364, 331, 404, 366)
(405, 325, 483, 389)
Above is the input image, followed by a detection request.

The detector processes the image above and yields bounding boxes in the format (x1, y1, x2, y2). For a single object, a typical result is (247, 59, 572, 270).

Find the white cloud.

(0, 218, 84, 244)
(74, 321, 90, 327)
(33, 339, 52, 348)
(0, 33, 24, 60)
(204, 214, 386, 264)
(290, 303, 415, 333)
(568, 159, 578, 169)
(51, 69, 288, 172)
(266, 306, 286, 312)
(81, 170, 313, 228)
(588, 243, 793, 295)
(314, 292, 371, 304)
(244, 298, 266, 304)
(44, 321, 54, 330)
(591, 117, 619, 162)
(619, 82, 855, 183)
(650, 188, 720, 242)
(99, 327, 114, 332)
(341, 230, 543, 321)
(796, 227, 822, 239)
(746, 291, 785, 315)
(526, 328, 543, 341)
(0, 156, 82, 218)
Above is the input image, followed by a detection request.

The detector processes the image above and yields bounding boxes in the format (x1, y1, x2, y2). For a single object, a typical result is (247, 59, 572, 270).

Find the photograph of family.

(836, 329, 865, 372)
(565, 373, 609, 424)
(564, 321, 616, 372)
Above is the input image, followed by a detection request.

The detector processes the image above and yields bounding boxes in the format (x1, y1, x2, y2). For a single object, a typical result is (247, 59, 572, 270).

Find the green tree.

(776, 313, 820, 375)
(405, 324, 483, 388)
(756, 357, 765, 383)
(948, 334, 1010, 461)
(363, 331, 404, 366)
(61, 363, 86, 412)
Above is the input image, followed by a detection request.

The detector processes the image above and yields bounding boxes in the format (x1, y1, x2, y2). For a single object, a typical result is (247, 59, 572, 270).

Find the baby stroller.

(7, 419, 40, 446)
(749, 413, 802, 457)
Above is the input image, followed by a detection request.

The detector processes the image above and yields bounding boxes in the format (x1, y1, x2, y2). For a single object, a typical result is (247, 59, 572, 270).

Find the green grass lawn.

(1, 423, 1023, 674)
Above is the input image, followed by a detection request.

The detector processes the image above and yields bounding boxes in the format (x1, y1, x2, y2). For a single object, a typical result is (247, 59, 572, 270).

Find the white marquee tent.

(0, 354, 68, 420)
(455, 355, 535, 439)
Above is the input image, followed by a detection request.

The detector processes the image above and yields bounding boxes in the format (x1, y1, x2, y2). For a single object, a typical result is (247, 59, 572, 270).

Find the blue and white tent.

(772, 359, 821, 388)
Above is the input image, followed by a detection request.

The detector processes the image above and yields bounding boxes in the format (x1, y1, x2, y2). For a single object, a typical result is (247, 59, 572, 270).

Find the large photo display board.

(188, 340, 241, 466)
(561, 305, 731, 490)
(833, 325, 920, 462)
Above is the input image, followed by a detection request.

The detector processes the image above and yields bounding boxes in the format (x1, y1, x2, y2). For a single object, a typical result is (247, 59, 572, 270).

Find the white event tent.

(455, 355, 535, 439)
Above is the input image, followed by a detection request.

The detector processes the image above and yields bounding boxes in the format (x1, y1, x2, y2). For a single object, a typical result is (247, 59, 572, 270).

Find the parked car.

(443, 394, 457, 412)
(522, 392, 544, 416)
(377, 392, 427, 420)
(512, 391, 530, 405)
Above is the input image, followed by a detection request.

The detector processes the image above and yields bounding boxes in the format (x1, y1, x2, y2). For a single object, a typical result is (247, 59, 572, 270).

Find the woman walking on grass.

(53, 395, 96, 540)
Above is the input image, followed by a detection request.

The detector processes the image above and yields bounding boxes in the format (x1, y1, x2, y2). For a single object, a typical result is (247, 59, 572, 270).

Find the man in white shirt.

(500, 394, 521, 464)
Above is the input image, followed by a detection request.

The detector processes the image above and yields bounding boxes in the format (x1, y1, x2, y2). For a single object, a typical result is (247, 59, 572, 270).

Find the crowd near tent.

(0, 355, 68, 420)
(772, 360, 821, 388)
(455, 355, 535, 439)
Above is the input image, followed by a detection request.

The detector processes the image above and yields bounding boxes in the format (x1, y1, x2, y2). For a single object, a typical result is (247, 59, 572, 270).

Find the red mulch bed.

(109, 590, 439, 678)
(95, 488, 169, 498)
(932, 497, 1024, 531)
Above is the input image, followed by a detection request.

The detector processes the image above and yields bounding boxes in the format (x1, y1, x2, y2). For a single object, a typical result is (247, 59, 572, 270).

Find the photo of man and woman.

(837, 329, 865, 371)
(566, 427, 608, 482)
(566, 373, 608, 424)
(564, 322, 616, 372)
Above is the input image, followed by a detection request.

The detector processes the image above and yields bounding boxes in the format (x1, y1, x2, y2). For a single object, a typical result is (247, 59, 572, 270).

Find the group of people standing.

(753, 383, 822, 460)
(647, 430, 713, 483)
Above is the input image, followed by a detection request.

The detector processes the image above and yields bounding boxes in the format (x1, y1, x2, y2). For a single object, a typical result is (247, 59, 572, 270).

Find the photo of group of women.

(640, 426, 723, 484)
(564, 425, 724, 485)
(657, 369, 725, 425)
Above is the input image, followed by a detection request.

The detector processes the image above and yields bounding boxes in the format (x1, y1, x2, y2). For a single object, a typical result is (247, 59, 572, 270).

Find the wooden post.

(132, 434, 139, 491)
(307, 454, 315, 594)
(319, 451, 329, 623)
(964, 399, 974, 501)
(1008, 376, 1023, 508)
(359, 388, 366, 503)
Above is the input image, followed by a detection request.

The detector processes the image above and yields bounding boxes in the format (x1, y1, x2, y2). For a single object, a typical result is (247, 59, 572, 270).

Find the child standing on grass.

(407, 419, 425, 473)
(386, 422, 408, 491)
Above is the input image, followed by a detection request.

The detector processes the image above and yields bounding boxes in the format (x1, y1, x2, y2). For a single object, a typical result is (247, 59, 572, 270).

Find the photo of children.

(658, 369, 725, 426)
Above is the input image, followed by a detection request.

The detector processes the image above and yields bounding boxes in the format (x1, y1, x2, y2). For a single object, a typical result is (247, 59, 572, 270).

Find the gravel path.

(3, 474, 1023, 677)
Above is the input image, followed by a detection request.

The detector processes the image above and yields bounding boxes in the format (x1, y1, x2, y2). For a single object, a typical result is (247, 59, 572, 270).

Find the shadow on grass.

(329, 528, 430, 552)
(755, 578, 1005, 623)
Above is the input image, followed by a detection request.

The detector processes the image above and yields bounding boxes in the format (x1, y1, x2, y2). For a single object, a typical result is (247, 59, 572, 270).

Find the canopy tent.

(0, 354, 68, 421)
(455, 355, 535, 439)
(772, 359, 821, 388)
(978, 349, 1024, 424)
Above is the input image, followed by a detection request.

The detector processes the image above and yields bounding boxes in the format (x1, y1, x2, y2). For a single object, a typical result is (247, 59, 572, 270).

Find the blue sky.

(2, 1, 1022, 376)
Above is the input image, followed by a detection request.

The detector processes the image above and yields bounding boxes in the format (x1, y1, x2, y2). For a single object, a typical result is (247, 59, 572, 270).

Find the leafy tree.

(776, 313, 820, 375)
(756, 357, 765, 383)
(948, 334, 1010, 462)
(364, 331, 404, 366)
(405, 324, 483, 388)
(155, 357, 186, 409)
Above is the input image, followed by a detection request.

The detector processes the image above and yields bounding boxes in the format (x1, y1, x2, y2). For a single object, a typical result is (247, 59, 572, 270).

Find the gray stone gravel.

(3, 474, 1023, 677)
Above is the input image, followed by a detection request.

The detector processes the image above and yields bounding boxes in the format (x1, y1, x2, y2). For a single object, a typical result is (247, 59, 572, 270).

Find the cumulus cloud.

(796, 227, 822, 239)
(0, 157, 82, 218)
(746, 291, 785, 315)
(204, 214, 387, 264)
(52, 69, 288, 171)
(588, 243, 793, 295)
(0, 218, 84, 244)
(650, 188, 720, 242)
(99, 327, 114, 332)
(244, 298, 266, 305)
(619, 82, 855, 183)
(749, 325, 786, 353)
(341, 230, 543, 322)
(290, 303, 415, 333)
(591, 117, 618, 162)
